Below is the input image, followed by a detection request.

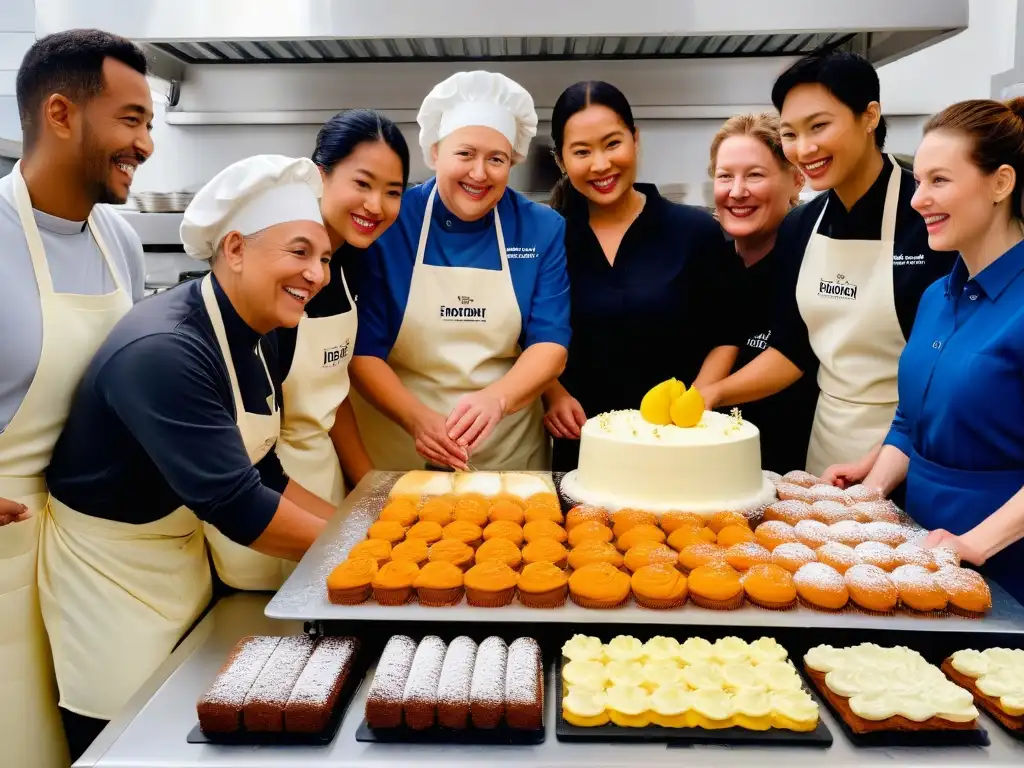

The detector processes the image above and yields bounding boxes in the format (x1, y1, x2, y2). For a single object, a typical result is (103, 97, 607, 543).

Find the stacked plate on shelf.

(131, 191, 195, 212)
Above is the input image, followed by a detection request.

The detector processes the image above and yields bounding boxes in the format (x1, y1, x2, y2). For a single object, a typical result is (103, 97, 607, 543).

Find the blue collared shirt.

(884, 240, 1024, 471)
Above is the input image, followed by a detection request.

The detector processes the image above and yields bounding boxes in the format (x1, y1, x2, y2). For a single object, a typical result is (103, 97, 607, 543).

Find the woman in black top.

(543, 81, 740, 472)
(700, 52, 956, 476)
(704, 112, 817, 474)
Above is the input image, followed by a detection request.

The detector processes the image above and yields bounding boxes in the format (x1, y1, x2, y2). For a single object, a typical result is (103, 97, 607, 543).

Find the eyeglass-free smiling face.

(432, 126, 513, 222)
(714, 134, 801, 241)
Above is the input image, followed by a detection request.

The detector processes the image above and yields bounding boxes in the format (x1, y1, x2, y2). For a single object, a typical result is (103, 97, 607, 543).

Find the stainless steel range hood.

(36, 0, 968, 70)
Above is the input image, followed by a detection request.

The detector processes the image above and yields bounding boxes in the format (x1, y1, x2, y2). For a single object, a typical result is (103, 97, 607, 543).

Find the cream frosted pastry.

(642, 661, 685, 690)
(562, 634, 604, 662)
(690, 689, 735, 722)
(677, 637, 715, 665)
(606, 660, 646, 688)
(390, 470, 453, 499)
(500, 472, 555, 500)
(748, 637, 789, 664)
(452, 471, 503, 497)
(643, 636, 681, 663)
(755, 661, 803, 691)
(950, 648, 1024, 716)
(605, 635, 645, 664)
(681, 662, 726, 691)
(562, 688, 609, 727)
(712, 637, 750, 664)
(562, 660, 608, 692)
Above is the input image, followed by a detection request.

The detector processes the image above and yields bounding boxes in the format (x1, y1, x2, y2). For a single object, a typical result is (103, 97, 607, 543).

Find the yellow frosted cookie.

(563, 689, 610, 727)
(606, 685, 652, 727)
(770, 689, 819, 731)
(606, 660, 646, 689)
(676, 637, 715, 666)
(563, 660, 608, 692)
(643, 636, 682, 664)
(732, 689, 773, 730)
(562, 634, 605, 662)
(641, 660, 686, 692)
(605, 635, 645, 664)
(690, 688, 735, 729)
(649, 686, 693, 728)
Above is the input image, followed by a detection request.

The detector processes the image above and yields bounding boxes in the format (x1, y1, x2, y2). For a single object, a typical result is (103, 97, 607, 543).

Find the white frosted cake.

(560, 409, 776, 514)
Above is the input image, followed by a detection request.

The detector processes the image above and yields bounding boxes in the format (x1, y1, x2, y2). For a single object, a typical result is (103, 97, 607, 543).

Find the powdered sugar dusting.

(437, 636, 478, 708)
(934, 566, 986, 595)
(891, 564, 935, 590)
(244, 636, 315, 709)
(794, 562, 844, 590)
(201, 636, 281, 706)
(403, 636, 448, 706)
(470, 637, 508, 706)
(367, 635, 417, 706)
(286, 636, 358, 708)
(505, 638, 542, 707)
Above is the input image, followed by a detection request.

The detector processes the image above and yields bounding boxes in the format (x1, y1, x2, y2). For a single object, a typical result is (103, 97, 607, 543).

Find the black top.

(553, 184, 741, 471)
(46, 275, 289, 546)
(772, 155, 957, 372)
(276, 244, 364, 379)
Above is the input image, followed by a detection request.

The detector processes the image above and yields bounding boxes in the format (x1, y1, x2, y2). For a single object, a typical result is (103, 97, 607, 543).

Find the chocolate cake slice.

(284, 636, 360, 733)
(243, 635, 316, 732)
(197, 636, 281, 733)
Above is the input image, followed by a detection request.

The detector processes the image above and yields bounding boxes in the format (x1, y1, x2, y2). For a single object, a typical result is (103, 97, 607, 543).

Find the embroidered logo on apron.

(439, 295, 488, 322)
(746, 330, 771, 351)
(322, 338, 351, 368)
(818, 273, 859, 300)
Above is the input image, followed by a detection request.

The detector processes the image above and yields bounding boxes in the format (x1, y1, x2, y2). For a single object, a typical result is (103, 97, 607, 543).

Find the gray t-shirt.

(0, 173, 146, 432)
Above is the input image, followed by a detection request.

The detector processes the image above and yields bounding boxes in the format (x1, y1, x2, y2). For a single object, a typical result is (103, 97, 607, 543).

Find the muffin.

(390, 538, 429, 567)
(610, 509, 658, 537)
(667, 525, 717, 551)
(844, 563, 898, 613)
(829, 521, 868, 547)
(782, 470, 819, 488)
(659, 511, 705, 534)
(521, 539, 569, 569)
(812, 501, 853, 525)
(488, 500, 525, 525)
(517, 561, 569, 608)
(853, 501, 902, 524)
(327, 556, 377, 604)
(569, 562, 632, 609)
(522, 519, 568, 545)
(623, 542, 679, 573)
(482, 520, 525, 547)
(441, 520, 484, 548)
(474, 538, 523, 571)
(862, 521, 910, 546)
(775, 483, 815, 503)
(794, 520, 832, 549)
(347, 539, 392, 567)
(405, 521, 443, 544)
(717, 524, 757, 548)
(793, 562, 848, 611)
(418, 499, 455, 526)
(367, 520, 407, 545)
(754, 521, 798, 550)
(678, 542, 727, 573)
(808, 484, 851, 505)
(891, 565, 948, 612)
(687, 562, 744, 610)
(524, 505, 564, 525)
(725, 542, 772, 571)
(815, 542, 860, 574)
(427, 539, 475, 571)
(707, 511, 749, 534)
(854, 541, 900, 572)
(894, 543, 936, 570)
(453, 498, 489, 527)
(463, 561, 519, 607)
(379, 501, 418, 527)
(845, 484, 882, 503)
(615, 524, 666, 552)
(372, 560, 420, 605)
(565, 505, 609, 531)
(929, 546, 961, 570)
(631, 564, 688, 609)
(933, 566, 992, 617)
(764, 500, 814, 526)
(771, 542, 817, 573)
(568, 521, 614, 548)
(414, 561, 465, 606)
(741, 563, 797, 610)
(567, 540, 624, 571)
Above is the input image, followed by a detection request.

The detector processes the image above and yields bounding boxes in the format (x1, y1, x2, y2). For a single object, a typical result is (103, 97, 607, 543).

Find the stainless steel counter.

(76, 593, 1024, 768)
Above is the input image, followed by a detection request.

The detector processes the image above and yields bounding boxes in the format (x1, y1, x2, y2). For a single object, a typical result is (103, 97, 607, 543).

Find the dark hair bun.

(1007, 96, 1024, 121)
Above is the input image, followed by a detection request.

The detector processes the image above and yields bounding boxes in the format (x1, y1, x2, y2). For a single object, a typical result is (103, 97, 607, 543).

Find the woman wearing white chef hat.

(349, 71, 571, 471)
(39, 154, 336, 755)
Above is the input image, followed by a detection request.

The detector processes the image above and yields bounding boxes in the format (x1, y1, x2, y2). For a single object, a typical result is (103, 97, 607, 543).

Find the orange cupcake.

(405, 520, 443, 544)
(379, 501, 418, 526)
(568, 562, 632, 609)
(367, 520, 407, 544)
(615, 523, 666, 552)
(327, 557, 378, 604)
(442, 520, 484, 548)
(631, 564, 688, 609)
(390, 538, 429, 567)
(567, 521, 614, 548)
(517, 561, 569, 608)
(464, 560, 519, 607)
(771, 542, 817, 573)
(707, 511, 749, 534)
(611, 509, 658, 538)
(347, 539, 392, 567)
(816, 542, 860, 574)
(659, 511, 705, 534)
(678, 542, 728, 573)
(894, 543, 936, 570)
(413, 561, 465, 606)
(482, 520, 525, 547)
(811, 500, 853, 525)
(427, 539, 475, 571)
(844, 564, 898, 613)
(854, 542, 900, 572)
(453, 498, 489, 527)
(418, 499, 455, 525)
(687, 562, 744, 610)
(524, 505, 565, 525)
(667, 525, 717, 552)
(793, 562, 849, 611)
(523, 519, 568, 544)
(794, 520, 832, 549)
(521, 539, 569, 569)
(891, 565, 948, 612)
(489, 499, 526, 525)
(763, 500, 814, 526)
(725, 542, 772, 571)
(717, 524, 757, 548)
(475, 538, 523, 571)
(371, 560, 419, 605)
(567, 540, 624, 571)
(565, 505, 610, 530)
(741, 563, 797, 610)
(775, 483, 815, 503)
(624, 542, 679, 573)
(754, 521, 798, 550)
(934, 566, 992, 617)
(783, 470, 819, 488)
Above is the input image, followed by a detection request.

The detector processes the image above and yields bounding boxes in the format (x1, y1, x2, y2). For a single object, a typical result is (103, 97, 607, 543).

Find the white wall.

(0, 0, 34, 149)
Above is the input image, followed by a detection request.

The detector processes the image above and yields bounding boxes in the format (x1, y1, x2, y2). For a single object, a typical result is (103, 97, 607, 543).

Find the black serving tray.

(554, 657, 832, 747)
(355, 720, 544, 745)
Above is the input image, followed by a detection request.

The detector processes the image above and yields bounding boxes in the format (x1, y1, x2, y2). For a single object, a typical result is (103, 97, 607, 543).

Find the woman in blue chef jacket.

(856, 98, 1024, 603)
(349, 71, 571, 471)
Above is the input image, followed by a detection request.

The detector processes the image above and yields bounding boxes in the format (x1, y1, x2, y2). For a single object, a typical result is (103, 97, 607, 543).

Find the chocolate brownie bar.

(365, 635, 418, 728)
(469, 636, 507, 729)
(437, 636, 478, 729)
(504, 637, 543, 730)
(402, 636, 447, 730)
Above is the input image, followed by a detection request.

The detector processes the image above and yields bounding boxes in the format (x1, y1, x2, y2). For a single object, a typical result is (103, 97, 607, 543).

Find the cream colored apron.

(38, 275, 277, 720)
(353, 185, 548, 471)
(1, 162, 130, 767)
(276, 265, 358, 509)
(796, 156, 905, 476)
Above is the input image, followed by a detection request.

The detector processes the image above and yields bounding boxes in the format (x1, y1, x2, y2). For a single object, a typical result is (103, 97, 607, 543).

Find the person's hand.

(445, 390, 507, 454)
(698, 382, 721, 411)
(922, 528, 987, 566)
(410, 407, 469, 470)
(0, 497, 30, 526)
(544, 392, 587, 439)
(821, 459, 871, 489)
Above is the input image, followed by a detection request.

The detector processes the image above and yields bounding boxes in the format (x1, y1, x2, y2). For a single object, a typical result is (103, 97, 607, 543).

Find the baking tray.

(554, 656, 832, 747)
(355, 720, 545, 745)
(265, 472, 1024, 634)
(940, 659, 1024, 743)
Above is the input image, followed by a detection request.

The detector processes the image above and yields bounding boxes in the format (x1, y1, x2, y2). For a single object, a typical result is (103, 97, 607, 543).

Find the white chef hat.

(180, 154, 324, 260)
(417, 71, 538, 169)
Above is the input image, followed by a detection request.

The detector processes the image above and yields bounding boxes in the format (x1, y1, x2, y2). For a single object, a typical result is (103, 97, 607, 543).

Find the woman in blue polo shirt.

(350, 71, 570, 471)
(858, 98, 1024, 603)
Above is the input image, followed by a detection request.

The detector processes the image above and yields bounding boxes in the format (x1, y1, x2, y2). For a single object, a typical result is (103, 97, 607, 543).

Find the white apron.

(276, 265, 358, 509)
(38, 275, 277, 720)
(796, 156, 906, 476)
(0, 162, 130, 766)
(352, 186, 548, 471)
